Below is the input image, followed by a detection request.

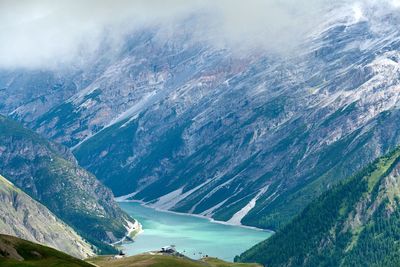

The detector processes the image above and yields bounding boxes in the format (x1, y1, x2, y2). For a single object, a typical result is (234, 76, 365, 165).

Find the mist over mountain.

(2, 0, 393, 69)
(1, 1, 400, 266)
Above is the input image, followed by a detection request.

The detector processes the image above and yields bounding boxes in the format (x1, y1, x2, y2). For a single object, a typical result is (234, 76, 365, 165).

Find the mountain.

(0, 174, 94, 259)
(237, 147, 400, 267)
(2, 4, 400, 230)
(0, 115, 135, 254)
(0, 234, 92, 267)
(0, 70, 79, 124)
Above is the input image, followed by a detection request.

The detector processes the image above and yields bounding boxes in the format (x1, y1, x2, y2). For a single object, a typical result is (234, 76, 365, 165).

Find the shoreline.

(111, 219, 143, 246)
(116, 199, 275, 234)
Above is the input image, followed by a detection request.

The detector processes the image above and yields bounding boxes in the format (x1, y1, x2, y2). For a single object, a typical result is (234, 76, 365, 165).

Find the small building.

(161, 245, 176, 253)
(113, 250, 126, 259)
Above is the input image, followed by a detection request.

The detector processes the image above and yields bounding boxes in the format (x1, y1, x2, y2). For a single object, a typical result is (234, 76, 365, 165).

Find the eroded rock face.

(2, 6, 400, 229)
(0, 174, 94, 259)
(0, 71, 78, 123)
(70, 16, 400, 229)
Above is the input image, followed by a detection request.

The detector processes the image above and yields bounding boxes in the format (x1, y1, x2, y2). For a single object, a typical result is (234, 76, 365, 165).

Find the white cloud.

(0, 0, 398, 70)
(0, 0, 196, 69)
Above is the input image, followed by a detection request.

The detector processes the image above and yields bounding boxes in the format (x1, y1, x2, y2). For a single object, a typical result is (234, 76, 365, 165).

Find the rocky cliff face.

(1, 4, 400, 230)
(0, 115, 134, 254)
(0, 174, 94, 259)
(0, 70, 78, 124)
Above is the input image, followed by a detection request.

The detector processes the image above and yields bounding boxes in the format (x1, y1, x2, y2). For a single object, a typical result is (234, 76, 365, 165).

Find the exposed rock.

(0, 174, 94, 259)
(0, 115, 135, 254)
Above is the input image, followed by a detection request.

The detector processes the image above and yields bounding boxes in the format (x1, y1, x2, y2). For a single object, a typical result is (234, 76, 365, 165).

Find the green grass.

(0, 235, 261, 267)
(0, 235, 92, 267)
(87, 254, 261, 267)
(365, 149, 400, 192)
(202, 257, 261, 267)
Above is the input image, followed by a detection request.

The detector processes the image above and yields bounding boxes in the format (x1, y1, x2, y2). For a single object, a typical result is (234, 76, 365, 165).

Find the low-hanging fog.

(0, 0, 399, 70)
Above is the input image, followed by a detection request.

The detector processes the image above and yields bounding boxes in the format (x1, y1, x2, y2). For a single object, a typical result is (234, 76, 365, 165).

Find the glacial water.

(119, 202, 272, 261)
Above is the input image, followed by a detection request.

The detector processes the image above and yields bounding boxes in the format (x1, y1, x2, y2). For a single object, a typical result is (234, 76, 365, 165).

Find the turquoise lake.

(119, 202, 272, 261)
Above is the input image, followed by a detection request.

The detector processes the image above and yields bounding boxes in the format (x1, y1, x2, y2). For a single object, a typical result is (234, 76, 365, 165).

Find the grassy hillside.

(237, 147, 400, 267)
(0, 234, 92, 267)
(0, 234, 261, 267)
(87, 254, 261, 267)
(0, 115, 135, 254)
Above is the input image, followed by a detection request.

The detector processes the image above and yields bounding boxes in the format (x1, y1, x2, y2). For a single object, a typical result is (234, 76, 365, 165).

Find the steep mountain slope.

(0, 234, 92, 267)
(0, 42, 116, 125)
(0, 174, 94, 259)
(69, 9, 400, 230)
(237, 147, 400, 267)
(0, 70, 78, 124)
(0, 115, 135, 254)
(2, 4, 400, 230)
